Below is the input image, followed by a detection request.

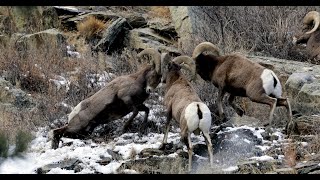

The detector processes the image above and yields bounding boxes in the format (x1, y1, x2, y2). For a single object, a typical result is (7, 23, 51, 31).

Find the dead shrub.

(77, 16, 107, 40)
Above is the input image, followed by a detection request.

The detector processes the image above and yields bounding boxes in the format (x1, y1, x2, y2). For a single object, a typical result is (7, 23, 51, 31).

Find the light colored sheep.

(160, 55, 214, 172)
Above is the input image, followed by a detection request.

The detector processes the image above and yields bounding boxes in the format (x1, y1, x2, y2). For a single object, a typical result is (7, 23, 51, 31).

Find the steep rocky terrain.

(0, 6, 319, 174)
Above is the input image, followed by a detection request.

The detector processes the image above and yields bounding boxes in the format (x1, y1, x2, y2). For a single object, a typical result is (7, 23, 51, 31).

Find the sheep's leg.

(159, 109, 172, 150)
(122, 109, 139, 133)
(250, 94, 277, 126)
(268, 98, 277, 126)
(186, 132, 193, 173)
(203, 131, 214, 169)
(138, 104, 150, 135)
(217, 89, 227, 122)
(51, 125, 67, 149)
(276, 97, 293, 122)
(228, 94, 244, 116)
(276, 97, 298, 135)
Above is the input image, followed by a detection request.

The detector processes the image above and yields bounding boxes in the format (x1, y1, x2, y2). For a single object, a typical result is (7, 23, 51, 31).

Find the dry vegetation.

(1, 6, 320, 172)
(186, 6, 320, 64)
(148, 6, 171, 20)
(77, 16, 107, 40)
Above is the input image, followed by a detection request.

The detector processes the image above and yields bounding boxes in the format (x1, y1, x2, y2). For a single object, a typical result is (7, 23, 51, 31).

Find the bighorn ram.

(192, 42, 293, 127)
(293, 11, 320, 60)
(159, 55, 214, 172)
(50, 48, 162, 149)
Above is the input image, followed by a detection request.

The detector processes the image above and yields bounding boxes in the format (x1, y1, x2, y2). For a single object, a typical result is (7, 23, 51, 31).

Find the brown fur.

(294, 11, 320, 60)
(51, 49, 162, 149)
(192, 42, 293, 128)
(160, 59, 214, 172)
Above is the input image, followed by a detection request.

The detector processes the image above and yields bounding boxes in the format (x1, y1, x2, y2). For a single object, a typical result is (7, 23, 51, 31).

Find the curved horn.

(303, 11, 320, 34)
(172, 55, 196, 81)
(192, 42, 221, 59)
(137, 48, 161, 74)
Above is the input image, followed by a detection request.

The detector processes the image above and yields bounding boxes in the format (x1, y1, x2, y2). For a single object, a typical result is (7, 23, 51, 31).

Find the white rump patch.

(68, 102, 82, 122)
(260, 69, 282, 98)
(146, 85, 154, 93)
(185, 102, 212, 133)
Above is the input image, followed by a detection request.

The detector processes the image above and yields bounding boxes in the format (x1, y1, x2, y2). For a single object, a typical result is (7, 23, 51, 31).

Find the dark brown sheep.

(293, 11, 320, 60)
(50, 48, 162, 149)
(191, 42, 293, 128)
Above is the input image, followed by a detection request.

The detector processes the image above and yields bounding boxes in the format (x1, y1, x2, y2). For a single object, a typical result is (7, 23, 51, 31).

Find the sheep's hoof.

(51, 139, 59, 149)
(263, 122, 270, 127)
(159, 143, 166, 150)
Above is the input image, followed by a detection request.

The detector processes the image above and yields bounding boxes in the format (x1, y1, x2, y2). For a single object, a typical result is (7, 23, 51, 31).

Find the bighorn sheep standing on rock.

(293, 11, 320, 60)
(159, 55, 214, 172)
(191, 42, 293, 128)
(50, 48, 162, 149)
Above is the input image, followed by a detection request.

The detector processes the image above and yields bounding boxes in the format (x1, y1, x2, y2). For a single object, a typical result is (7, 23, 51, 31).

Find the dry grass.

(77, 16, 107, 40)
(283, 141, 297, 167)
(305, 135, 320, 155)
(118, 156, 188, 174)
(0, 34, 107, 140)
(148, 6, 171, 20)
(188, 6, 320, 64)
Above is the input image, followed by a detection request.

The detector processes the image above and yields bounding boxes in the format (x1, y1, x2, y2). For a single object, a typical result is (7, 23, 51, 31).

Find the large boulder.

(169, 7, 194, 51)
(16, 28, 67, 53)
(93, 17, 132, 54)
(127, 28, 181, 55)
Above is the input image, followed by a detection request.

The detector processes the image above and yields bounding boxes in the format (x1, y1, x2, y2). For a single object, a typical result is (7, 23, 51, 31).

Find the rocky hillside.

(0, 6, 319, 174)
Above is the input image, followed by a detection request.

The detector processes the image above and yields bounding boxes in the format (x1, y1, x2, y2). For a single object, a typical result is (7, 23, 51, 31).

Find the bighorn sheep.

(159, 55, 214, 172)
(192, 42, 293, 127)
(50, 48, 162, 149)
(293, 11, 320, 60)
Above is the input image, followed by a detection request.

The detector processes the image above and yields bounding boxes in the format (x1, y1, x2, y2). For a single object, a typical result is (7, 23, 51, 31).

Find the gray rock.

(93, 17, 131, 54)
(126, 15, 147, 28)
(127, 28, 181, 56)
(36, 158, 82, 174)
(285, 72, 316, 98)
(169, 7, 194, 51)
(16, 28, 67, 54)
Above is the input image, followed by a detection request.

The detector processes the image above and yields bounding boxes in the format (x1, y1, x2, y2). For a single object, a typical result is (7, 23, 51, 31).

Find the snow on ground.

(222, 166, 239, 172)
(0, 127, 182, 174)
(249, 155, 274, 161)
(0, 118, 286, 174)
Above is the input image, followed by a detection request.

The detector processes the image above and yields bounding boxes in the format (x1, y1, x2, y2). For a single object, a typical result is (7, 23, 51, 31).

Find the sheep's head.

(293, 11, 320, 44)
(192, 42, 221, 59)
(162, 55, 196, 83)
(172, 56, 196, 81)
(192, 42, 221, 81)
(303, 11, 320, 35)
(137, 48, 162, 93)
